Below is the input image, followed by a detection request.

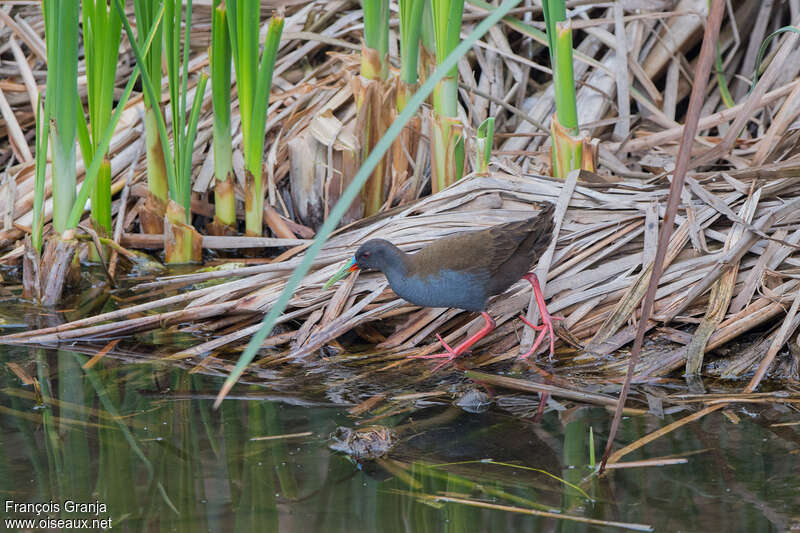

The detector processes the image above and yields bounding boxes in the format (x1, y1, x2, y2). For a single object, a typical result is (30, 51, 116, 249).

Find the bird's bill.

(323, 257, 359, 289)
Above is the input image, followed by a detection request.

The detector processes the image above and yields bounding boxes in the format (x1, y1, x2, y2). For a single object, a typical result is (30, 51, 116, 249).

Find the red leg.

(518, 273, 562, 360)
(410, 312, 495, 371)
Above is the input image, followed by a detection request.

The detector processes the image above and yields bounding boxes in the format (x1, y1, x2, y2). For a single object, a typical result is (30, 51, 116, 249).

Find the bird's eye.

(363, 252, 371, 258)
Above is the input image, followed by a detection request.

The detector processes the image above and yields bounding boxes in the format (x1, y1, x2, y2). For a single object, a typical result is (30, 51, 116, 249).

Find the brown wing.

(485, 205, 554, 295)
(410, 205, 555, 293)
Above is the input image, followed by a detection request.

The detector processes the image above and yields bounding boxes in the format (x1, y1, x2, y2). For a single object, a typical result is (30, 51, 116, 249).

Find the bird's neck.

(380, 245, 410, 281)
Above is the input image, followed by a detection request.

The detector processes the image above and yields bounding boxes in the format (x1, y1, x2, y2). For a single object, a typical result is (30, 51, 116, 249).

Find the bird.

(324, 204, 560, 370)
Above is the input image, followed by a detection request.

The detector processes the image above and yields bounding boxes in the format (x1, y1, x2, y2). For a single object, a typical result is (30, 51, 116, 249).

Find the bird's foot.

(408, 312, 495, 373)
(518, 312, 563, 361)
(408, 334, 462, 372)
(519, 273, 562, 361)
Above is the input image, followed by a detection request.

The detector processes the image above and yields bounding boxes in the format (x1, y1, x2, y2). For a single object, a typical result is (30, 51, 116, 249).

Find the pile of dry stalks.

(4, 164, 800, 386)
(1, 1, 800, 405)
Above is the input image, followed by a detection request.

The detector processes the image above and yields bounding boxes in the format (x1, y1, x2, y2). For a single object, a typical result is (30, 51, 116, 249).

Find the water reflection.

(0, 346, 798, 532)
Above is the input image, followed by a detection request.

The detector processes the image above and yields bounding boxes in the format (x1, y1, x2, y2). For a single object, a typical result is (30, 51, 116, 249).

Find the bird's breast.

(385, 269, 488, 312)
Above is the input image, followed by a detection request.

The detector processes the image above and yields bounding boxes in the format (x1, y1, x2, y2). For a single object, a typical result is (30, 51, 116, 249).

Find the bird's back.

(396, 205, 555, 311)
(484, 204, 554, 295)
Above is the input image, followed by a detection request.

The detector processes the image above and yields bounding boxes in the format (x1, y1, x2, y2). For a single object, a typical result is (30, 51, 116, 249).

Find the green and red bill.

(323, 256, 359, 289)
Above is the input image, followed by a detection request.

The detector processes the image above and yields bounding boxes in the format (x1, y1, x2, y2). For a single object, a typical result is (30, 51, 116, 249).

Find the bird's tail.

(537, 202, 556, 235)
(531, 202, 556, 254)
(537, 202, 555, 224)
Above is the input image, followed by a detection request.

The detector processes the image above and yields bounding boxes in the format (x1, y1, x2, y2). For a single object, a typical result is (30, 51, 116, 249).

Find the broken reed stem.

(684, 189, 760, 374)
(599, 0, 726, 474)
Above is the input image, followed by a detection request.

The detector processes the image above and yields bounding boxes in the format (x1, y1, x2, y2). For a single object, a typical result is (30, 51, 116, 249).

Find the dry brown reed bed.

(4, 166, 800, 389)
(1, 1, 800, 431)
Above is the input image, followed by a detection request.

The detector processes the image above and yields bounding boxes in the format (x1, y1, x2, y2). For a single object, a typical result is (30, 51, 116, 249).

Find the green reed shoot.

(474, 117, 494, 174)
(164, 0, 208, 223)
(77, 0, 122, 258)
(133, 0, 168, 232)
(211, 0, 235, 229)
(32, 97, 49, 253)
(542, 0, 580, 178)
(430, 0, 465, 192)
(397, 0, 425, 110)
(42, 0, 79, 236)
(431, 0, 464, 117)
(227, 2, 284, 236)
(122, 0, 207, 262)
(362, 0, 390, 80)
(551, 20, 578, 136)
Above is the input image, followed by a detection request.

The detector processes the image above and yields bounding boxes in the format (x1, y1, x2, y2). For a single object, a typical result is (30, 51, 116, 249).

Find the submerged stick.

(464, 370, 627, 409)
(414, 494, 653, 531)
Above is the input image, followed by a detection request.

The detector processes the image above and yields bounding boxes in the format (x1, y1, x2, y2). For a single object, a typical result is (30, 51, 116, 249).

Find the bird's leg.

(410, 312, 495, 371)
(518, 273, 562, 360)
(533, 392, 549, 422)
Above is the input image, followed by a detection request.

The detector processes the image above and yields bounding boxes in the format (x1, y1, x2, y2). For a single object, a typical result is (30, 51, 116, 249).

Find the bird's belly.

(389, 270, 488, 312)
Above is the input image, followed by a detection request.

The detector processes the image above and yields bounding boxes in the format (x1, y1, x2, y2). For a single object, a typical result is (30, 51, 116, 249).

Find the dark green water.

(0, 346, 798, 532)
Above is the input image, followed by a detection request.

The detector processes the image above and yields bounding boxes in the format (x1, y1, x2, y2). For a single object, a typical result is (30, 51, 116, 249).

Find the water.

(0, 346, 798, 532)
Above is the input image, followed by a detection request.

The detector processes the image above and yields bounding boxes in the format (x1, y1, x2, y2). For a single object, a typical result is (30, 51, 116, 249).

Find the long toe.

(518, 313, 563, 360)
(408, 333, 459, 360)
(409, 352, 454, 360)
(518, 324, 547, 360)
(519, 314, 546, 331)
(431, 354, 458, 372)
(410, 314, 493, 370)
(521, 272, 564, 359)
(541, 313, 562, 360)
(407, 351, 458, 372)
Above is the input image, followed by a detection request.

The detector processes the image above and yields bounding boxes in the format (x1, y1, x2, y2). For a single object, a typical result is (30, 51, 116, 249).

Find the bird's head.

(323, 239, 397, 289)
(352, 239, 396, 271)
